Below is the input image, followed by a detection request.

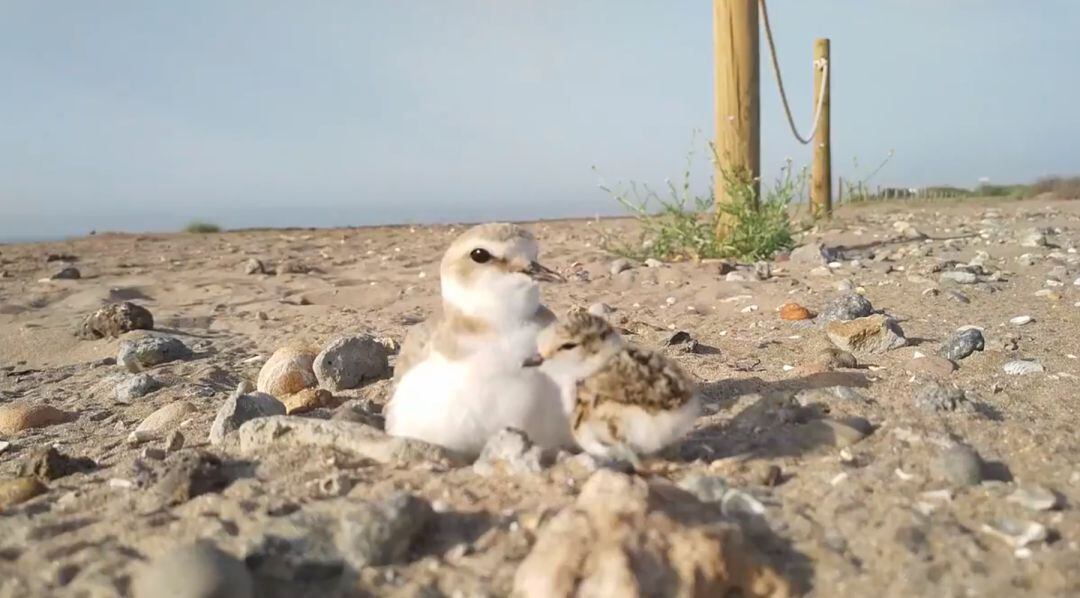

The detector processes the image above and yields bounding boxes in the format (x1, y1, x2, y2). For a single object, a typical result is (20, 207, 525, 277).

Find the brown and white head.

(524, 309, 624, 380)
(439, 223, 562, 325)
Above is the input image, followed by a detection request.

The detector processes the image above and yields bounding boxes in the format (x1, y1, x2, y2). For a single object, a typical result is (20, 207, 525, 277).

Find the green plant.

(184, 221, 222, 233)
(596, 143, 801, 261)
(714, 162, 801, 260)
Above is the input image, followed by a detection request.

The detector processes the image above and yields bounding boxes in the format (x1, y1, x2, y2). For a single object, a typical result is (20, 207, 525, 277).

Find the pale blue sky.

(1, 1, 1078, 240)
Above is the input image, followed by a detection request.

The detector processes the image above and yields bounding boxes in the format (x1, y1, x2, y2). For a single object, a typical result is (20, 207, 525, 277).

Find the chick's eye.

(470, 248, 492, 263)
(558, 342, 578, 351)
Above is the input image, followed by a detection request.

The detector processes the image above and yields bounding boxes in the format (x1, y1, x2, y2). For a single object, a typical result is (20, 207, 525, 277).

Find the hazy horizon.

(2, 1, 1079, 241)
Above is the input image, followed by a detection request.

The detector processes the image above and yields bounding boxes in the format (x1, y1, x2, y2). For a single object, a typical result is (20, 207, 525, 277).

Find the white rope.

(759, 0, 829, 145)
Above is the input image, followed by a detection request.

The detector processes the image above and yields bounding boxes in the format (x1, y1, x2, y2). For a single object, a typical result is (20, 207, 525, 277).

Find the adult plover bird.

(385, 223, 572, 456)
(526, 310, 700, 466)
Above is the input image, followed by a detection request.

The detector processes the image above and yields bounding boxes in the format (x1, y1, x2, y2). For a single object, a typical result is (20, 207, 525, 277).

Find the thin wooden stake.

(713, 0, 760, 239)
(811, 38, 832, 217)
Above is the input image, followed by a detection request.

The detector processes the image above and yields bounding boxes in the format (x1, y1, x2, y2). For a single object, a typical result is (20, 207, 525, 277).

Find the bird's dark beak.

(522, 353, 545, 367)
(521, 261, 564, 283)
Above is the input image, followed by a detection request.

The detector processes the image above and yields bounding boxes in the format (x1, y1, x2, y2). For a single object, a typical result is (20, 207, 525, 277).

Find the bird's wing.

(393, 313, 441, 384)
(579, 347, 694, 412)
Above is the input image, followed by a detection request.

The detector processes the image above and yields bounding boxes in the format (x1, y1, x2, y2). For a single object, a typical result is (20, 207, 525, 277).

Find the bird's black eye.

(470, 248, 492, 264)
(559, 342, 578, 351)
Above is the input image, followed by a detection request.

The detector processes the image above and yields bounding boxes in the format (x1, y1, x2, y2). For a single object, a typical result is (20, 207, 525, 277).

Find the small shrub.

(1028, 176, 1080, 199)
(184, 221, 222, 234)
(715, 164, 801, 260)
(975, 183, 1025, 198)
(597, 144, 800, 262)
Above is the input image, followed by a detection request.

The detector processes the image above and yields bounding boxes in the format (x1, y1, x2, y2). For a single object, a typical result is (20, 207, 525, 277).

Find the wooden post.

(713, 0, 759, 238)
(811, 38, 831, 218)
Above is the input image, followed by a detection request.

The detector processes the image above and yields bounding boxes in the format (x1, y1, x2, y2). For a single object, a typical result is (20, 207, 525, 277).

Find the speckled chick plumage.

(541, 311, 701, 463)
(573, 345, 696, 421)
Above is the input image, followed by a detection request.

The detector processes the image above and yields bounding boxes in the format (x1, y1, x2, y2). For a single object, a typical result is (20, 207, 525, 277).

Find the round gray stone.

(208, 391, 285, 446)
(937, 444, 983, 486)
(313, 335, 389, 391)
(609, 258, 633, 275)
(817, 293, 874, 324)
(132, 541, 253, 598)
(938, 328, 985, 361)
(118, 335, 192, 372)
(116, 373, 163, 401)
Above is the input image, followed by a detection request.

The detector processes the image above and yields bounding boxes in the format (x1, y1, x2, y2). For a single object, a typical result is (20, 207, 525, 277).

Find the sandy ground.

(1, 198, 1079, 597)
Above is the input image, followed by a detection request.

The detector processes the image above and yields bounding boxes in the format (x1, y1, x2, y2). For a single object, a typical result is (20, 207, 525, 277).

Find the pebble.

(609, 259, 633, 275)
(677, 474, 729, 502)
(118, 335, 192, 372)
(131, 541, 253, 598)
(1019, 229, 1049, 248)
(0, 477, 47, 509)
(720, 489, 767, 518)
(208, 388, 286, 446)
(281, 388, 336, 415)
(760, 464, 783, 487)
(937, 443, 984, 486)
(1009, 315, 1034, 326)
(243, 258, 266, 275)
(946, 290, 971, 304)
(1007, 484, 1061, 511)
(938, 328, 985, 361)
(330, 399, 386, 429)
(50, 266, 81, 280)
(826, 315, 907, 354)
(795, 347, 857, 374)
(778, 302, 813, 321)
(664, 331, 702, 354)
(165, 430, 186, 453)
(257, 345, 318, 396)
(0, 403, 74, 435)
(1003, 360, 1044, 376)
(16, 447, 95, 480)
(132, 401, 197, 441)
(77, 301, 154, 340)
(914, 381, 967, 412)
(473, 428, 544, 476)
(790, 242, 830, 266)
(313, 335, 390, 391)
(803, 417, 872, 447)
(982, 519, 1048, 550)
(940, 271, 977, 285)
(817, 293, 873, 323)
(115, 373, 163, 401)
(144, 450, 229, 507)
(238, 416, 464, 465)
(644, 258, 664, 268)
(587, 302, 615, 317)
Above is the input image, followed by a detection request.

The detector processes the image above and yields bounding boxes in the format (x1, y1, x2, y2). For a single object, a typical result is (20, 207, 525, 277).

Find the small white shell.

(981, 519, 1047, 549)
(1003, 360, 1044, 375)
